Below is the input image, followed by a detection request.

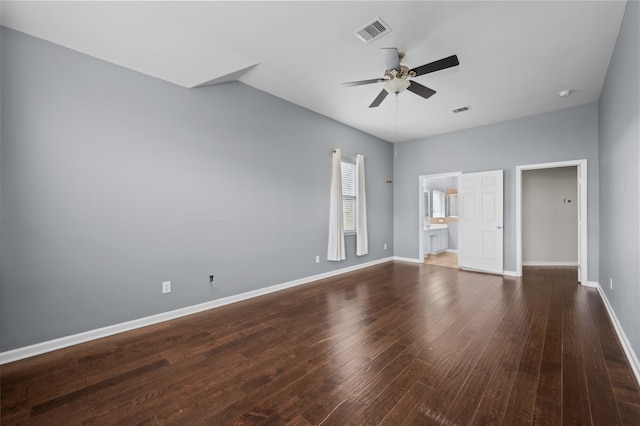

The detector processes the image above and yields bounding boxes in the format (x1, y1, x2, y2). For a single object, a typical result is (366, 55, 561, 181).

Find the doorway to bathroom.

(418, 172, 462, 268)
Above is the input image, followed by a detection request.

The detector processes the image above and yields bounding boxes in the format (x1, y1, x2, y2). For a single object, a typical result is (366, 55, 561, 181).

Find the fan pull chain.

(395, 93, 399, 156)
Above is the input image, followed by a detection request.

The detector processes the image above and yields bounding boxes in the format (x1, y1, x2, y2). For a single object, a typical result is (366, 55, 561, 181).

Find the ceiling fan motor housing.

(384, 66, 413, 79)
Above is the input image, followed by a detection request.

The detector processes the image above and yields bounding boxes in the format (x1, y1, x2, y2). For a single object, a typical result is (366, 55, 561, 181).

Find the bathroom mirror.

(432, 190, 445, 218)
(447, 194, 459, 217)
(424, 191, 430, 220)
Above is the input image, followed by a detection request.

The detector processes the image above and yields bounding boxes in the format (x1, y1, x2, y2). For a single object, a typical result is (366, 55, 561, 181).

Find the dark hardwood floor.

(2, 262, 640, 425)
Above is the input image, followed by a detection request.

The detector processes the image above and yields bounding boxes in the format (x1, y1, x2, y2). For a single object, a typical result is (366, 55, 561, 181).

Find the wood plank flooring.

(2, 262, 640, 425)
(424, 251, 459, 268)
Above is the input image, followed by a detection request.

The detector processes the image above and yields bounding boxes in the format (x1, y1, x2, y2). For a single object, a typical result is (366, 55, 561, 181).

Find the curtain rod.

(331, 149, 364, 159)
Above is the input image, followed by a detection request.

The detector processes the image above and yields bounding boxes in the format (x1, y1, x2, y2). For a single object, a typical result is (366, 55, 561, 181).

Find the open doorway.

(522, 167, 578, 265)
(516, 160, 587, 284)
(418, 172, 461, 267)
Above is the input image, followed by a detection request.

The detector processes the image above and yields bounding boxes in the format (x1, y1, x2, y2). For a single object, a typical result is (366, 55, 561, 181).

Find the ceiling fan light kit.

(384, 78, 411, 94)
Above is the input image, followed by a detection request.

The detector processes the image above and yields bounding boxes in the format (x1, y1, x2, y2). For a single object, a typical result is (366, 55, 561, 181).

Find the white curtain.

(327, 149, 345, 261)
(356, 154, 368, 256)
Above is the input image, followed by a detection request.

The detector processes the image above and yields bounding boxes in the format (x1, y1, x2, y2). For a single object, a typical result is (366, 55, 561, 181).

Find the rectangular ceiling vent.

(452, 106, 472, 114)
(354, 18, 391, 44)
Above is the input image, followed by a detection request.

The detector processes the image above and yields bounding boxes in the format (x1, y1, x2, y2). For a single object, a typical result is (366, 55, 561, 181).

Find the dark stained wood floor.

(2, 262, 640, 425)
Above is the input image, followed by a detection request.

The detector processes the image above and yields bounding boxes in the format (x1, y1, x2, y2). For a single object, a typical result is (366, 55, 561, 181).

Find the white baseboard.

(503, 270, 518, 277)
(584, 280, 599, 288)
(445, 249, 459, 253)
(393, 256, 423, 264)
(522, 261, 579, 266)
(0, 256, 394, 365)
(595, 283, 640, 387)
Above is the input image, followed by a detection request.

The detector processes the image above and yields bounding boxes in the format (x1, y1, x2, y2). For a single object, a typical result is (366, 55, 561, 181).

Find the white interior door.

(459, 170, 504, 274)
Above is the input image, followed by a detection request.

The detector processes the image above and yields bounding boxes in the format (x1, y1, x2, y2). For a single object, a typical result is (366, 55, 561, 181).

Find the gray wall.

(447, 222, 458, 250)
(0, 28, 394, 351)
(522, 167, 578, 264)
(598, 1, 640, 360)
(393, 103, 600, 276)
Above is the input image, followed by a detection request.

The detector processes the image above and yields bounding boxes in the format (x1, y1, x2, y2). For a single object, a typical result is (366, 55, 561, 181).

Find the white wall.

(522, 167, 578, 265)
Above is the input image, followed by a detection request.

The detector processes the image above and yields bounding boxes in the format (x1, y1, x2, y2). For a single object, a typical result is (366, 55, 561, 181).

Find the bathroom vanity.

(424, 224, 448, 256)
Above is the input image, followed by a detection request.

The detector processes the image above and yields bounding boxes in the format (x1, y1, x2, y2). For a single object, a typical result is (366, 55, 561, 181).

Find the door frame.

(515, 159, 587, 284)
(418, 171, 462, 261)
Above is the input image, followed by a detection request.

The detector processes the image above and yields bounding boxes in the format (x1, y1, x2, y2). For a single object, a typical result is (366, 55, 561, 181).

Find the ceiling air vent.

(452, 106, 472, 114)
(354, 18, 391, 44)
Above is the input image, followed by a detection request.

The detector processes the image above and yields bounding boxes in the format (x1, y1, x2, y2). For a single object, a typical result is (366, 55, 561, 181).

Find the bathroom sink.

(425, 223, 448, 230)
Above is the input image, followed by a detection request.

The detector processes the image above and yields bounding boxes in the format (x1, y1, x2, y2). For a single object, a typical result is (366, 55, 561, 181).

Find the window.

(341, 159, 356, 233)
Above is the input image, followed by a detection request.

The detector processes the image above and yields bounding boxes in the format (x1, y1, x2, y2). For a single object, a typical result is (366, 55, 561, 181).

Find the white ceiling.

(2, 1, 627, 143)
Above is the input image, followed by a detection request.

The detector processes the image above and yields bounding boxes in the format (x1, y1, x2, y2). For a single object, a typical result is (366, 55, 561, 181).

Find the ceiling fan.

(341, 48, 459, 108)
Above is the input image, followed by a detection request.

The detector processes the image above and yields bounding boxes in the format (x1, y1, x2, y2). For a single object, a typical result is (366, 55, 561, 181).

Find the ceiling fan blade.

(369, 89, 389, 108)
(341, 78, 386, 87)
(381, 47, 401, 71)
(409, 55, 459, 77)
(407, 81, 437, 99)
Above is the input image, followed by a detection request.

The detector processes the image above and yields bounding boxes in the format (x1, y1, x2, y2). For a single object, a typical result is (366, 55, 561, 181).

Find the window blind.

(341, 160, 356, 232)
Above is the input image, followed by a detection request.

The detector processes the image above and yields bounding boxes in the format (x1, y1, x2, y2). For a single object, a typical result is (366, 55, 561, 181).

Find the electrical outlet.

(384, 244, 387, 250)
(610, 278, 613, 290)
(209, 275, 215, 284)
(162, 281, 171, 294)
(315, 255, 320, 264)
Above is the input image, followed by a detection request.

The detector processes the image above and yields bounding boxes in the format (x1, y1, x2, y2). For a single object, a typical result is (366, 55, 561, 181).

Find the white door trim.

(516, 159, 588, 285)
(418, 171, 462, 261)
